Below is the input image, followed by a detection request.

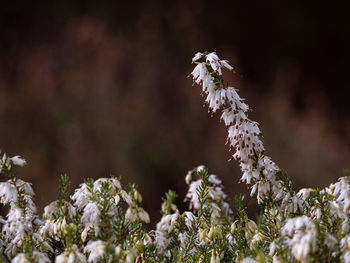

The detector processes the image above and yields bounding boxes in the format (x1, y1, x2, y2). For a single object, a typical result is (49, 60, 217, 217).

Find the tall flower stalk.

(190, 52, 303, 215)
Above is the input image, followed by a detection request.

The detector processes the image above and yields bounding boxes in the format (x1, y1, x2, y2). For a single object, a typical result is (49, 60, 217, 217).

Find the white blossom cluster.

(328, 177, 350, 212)
(185, 165, 232, 222)
(0, 154, 154, 262)
(0, 155, 51, 261)
(190, 52, 305, 214)
(154, 165, 232, 257)
(280, 216, 318, 262)
(154, 212, 196, 254)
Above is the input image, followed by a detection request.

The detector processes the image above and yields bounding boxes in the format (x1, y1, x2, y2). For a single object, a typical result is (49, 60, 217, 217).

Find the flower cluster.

(190, 52, 306, 220)
(0, 156, 255, 262)
(0, 52, 349, 263)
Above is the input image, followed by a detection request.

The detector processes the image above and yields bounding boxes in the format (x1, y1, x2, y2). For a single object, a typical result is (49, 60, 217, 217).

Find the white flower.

(206, 52, 221, 74)
(196, 165, 206, 172)
(343, 251, 350, 263)
(210, 251, 220, 263)
(281, 216, 317, 262)
(84, 240, 106, 263)
(81, 226, 93, 243)
(0, 182, 17, 204)
(125, 248, 137, 263)
(81, 202, 100, 236)
(340, 235, 350, 262)
(0, 179, 36, 215)
(115, 246, 122, 256)
(240, 257, 260, 263)
(114, 195, 120, 205)
(10, 156, 26, 167)
(269, 241, 276, 256)
(13, 252, 50, 263)
(55, 254, 66, 263)
(134, 190, 142, 203)
(297, 188, 313, 200)
(43, 200, 76, 219)
(92, 178, 121, 195)
(43, 201, 58, 219)
(154, 230, 169, 252)
(121, 190, 133, 206)
(329, 177, 350, 213)
(155, 213, 179, 252)
(208, 174, 221, 185)
(93, 178, 109, 192)
(110, 178, 122, 189)
(138, 208, 150, 223)
(56, 245, 87, 263)
(40, 218, 67, 240)
(71, 183, 90, 210)
(12, 253, 30, 263)
(184, 211, 195, 229)
(220, 60, 234, 71)
(325, 233, 338, 250)
(4, 242, 17, 258)
(230, 221, 237, 234)
(32, 233, 53, 253)
(33, 252, 51, 263)
(125, 207, 137, 222)
(192, 52, 203, 63)
(185, 171, 192, 185)
(185, 179, 201, 210)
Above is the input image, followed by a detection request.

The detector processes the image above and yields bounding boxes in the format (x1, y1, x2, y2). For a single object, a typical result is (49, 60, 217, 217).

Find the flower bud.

(247, 220, 257, 233)
(125, 208, 137, 222)
(121, 190, 133, 206)
(210, 251, 220, 263)
(115, 245, 122, 256)
(134, 190, 142, 203)
(114, 195, 120, 205)
(231, 220, 237, 234)
(199, 228, 207, 241)
(208, 226, 215, 239)
(138, 209, 150, 224)
(81, 226, 92, 243)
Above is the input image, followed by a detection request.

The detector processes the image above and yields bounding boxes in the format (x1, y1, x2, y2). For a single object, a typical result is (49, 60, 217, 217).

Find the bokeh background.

(1, 0, 350, 222)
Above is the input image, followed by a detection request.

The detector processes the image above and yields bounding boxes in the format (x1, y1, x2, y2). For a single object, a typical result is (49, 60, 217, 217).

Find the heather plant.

(0, 52, 349, 263)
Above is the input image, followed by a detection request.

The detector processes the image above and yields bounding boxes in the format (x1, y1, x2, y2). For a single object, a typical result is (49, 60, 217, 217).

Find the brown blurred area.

(0, 0, 350, 221)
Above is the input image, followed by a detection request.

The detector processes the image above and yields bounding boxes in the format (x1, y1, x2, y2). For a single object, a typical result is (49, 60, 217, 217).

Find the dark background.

(1, 0, 349, 222)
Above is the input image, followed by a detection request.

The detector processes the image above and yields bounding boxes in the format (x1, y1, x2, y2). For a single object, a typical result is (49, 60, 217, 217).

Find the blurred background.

(0, 0, 350, 222)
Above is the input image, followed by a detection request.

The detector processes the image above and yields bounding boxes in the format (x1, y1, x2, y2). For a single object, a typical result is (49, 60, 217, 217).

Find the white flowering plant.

(0, 52, 349, 263)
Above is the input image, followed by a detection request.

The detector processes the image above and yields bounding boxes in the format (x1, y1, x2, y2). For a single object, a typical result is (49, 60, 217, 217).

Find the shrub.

(0, 52, 349, 263)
